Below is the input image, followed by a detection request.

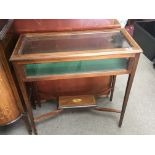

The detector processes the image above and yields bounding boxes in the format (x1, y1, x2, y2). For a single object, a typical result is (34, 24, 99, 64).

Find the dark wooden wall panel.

(13, 19, 120, 33)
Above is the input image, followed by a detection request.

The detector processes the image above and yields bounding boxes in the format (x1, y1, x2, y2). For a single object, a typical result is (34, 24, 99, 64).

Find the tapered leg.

(22, 87, 38, 134)
(22, 113, 32, 135)
(33, 82, 41, 108)
(13, 63, 38, 135)
(30, 84, 37, 110)
(20, 83, 38, 134)
(110, 75, 116, 101)
(119, 74, 133, 127)
(119, 54, 140, 127)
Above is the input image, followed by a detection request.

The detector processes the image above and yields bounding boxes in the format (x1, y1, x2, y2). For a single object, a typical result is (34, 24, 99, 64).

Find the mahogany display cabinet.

(10, 28, 142, 134)
(13, 19, 120, 104)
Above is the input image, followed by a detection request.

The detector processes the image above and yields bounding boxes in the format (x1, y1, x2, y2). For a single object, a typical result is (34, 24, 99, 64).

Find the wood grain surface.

(59, 95, 96, 108)
(0, 63, 20, 125)
(13, 19, 120, 33)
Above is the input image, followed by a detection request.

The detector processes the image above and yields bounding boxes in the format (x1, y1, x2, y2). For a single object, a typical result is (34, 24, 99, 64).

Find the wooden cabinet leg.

(119, 74, 133, 127)
(119, 54, 140, 127)
(29, 84, 37, 110)
(20, 84, 38, 134)
(22, 113, 32, 135)
(34, 83, 41, 108)
(13, 63, 38, 135)
(110, 75, 116, 101)
(23, 95, 38, 135)
(23, 99, 38, 135)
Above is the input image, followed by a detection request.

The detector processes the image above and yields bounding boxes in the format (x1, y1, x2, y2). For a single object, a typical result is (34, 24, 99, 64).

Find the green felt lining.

(25, 58, 128, 77)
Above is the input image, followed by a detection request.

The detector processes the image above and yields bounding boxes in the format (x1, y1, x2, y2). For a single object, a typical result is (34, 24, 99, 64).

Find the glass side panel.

(20, 31, 131, 54)
(25, 58, 128, 77)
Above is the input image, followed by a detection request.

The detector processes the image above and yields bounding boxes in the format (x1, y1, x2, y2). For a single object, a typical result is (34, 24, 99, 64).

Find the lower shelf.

(58, 95, 96, 109)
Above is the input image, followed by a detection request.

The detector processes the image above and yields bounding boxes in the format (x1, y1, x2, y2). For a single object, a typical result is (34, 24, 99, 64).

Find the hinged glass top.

(19, 30, 132, 54)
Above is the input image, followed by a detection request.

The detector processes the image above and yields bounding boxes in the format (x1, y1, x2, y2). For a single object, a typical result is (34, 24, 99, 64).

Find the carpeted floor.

(0, 54, 155, 135)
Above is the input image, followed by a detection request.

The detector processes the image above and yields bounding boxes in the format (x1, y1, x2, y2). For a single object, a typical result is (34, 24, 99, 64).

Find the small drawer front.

(24, 58, 129, 77)
(59, 95, 96, 109)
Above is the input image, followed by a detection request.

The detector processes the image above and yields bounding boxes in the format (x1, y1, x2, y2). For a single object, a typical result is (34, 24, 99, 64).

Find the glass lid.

(19, 30, 132, 54)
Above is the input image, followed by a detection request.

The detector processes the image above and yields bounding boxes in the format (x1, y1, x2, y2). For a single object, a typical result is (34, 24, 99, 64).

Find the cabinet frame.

(11, 28, 142, 134)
